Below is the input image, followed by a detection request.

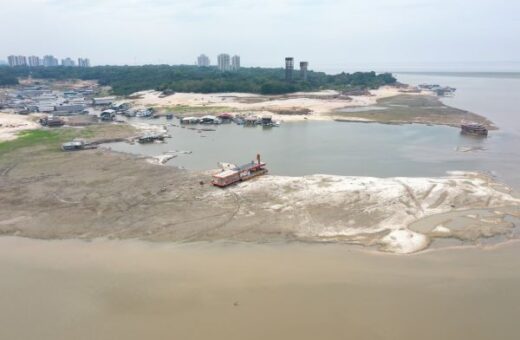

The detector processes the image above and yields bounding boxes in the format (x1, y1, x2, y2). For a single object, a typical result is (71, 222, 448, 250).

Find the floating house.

(200, 115, 221, 124)
(244, 116, 258, 126)
(136, 108, 154, 118)
(137, 132, 166, 143)
(61, 139, 85, 151)
(40, 116, 65, 127)
(100, 109, 116, 121)
(111, 101, 131, 111)
(217, 113, 234, 122)
(181, 117, 200, 124)
(37, 103, 56, 113)
(461, 123, 488, 136)
(92, 97, 115, 106)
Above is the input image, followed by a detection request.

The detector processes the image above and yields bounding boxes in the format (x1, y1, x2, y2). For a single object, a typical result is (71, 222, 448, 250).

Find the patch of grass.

(0, 129, 65, 155)
(0, 125, 135, 157)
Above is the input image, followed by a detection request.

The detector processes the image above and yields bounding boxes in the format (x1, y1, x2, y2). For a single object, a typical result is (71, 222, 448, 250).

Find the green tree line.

(0, 65, 396, 95)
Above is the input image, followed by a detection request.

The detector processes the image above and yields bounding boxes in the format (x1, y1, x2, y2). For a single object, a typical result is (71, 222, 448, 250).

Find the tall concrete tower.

(300, 61, 308, 81)
(217, 53, 231, 71)
(197, 54, 210, 67)
(285, 57, 294, 81)
(231, 55, 240, 71)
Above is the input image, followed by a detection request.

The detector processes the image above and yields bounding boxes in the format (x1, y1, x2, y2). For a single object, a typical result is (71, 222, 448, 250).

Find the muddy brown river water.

(1, 237, 520, 340)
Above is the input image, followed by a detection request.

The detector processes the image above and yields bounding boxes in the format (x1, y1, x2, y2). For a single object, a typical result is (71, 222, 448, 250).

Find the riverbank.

(130, 87, 495, 128)
(1, 126, 518, 254)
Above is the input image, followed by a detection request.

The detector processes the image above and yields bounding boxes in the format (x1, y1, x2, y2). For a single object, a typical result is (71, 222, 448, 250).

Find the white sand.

(0, 113, 40, 142)
(209, 172, 520, 254)
(130, 87, 422, 122)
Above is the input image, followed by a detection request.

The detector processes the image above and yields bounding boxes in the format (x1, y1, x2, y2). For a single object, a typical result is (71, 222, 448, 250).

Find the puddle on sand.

(409, 207, 520, 249)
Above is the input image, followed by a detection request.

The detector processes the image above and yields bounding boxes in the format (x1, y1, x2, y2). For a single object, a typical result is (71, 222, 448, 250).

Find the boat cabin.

(200, 115, 220, 124)
(461, 123, 488, 136)
(61, 139, 85, 151)
(181, 117, 200, 124)
(212, 158, 268, 187)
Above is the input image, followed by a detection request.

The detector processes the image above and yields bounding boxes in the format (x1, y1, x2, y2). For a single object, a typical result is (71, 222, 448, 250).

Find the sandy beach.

(0, 112, 39, 142)
(130, 87, 420, 122)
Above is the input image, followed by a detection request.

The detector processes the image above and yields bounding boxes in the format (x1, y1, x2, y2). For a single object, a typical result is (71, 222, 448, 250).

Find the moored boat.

(212, 155, 268, 187)
(461, 122, 488, 136)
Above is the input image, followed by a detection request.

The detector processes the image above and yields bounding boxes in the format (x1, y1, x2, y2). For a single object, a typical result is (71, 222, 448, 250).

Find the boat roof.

(462, 122, 486, 128)
(62, 141, 83, 147)
(213, 169, 238, 178)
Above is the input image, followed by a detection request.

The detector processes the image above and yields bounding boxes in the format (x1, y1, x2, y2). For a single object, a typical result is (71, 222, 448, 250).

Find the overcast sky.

(1, 0, 519, 72)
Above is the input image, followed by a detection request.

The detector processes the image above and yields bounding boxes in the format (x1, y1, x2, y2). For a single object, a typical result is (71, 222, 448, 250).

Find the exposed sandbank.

(129, 87, 494, 128)
(1, 138, 518, 254)
(130, 87, 421, 122)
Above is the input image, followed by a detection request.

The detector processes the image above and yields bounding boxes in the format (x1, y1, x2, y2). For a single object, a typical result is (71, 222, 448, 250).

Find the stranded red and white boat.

(212, 154, 268, 188)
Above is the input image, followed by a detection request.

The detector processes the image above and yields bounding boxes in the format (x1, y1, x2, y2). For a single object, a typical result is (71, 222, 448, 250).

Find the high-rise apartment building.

(28, 56, 41, 67)
(61, 57, 75, 67)
(77, 58, 91, 67)
(231, 55, 240, 71)
(7, 55, 27, 67)
(43, 55, 59, 67)
(217, 53, 231, 71)
(197, 54, 210, 67)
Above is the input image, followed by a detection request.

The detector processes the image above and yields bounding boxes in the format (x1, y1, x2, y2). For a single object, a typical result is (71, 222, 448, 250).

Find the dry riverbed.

(0, 124, 518, 254)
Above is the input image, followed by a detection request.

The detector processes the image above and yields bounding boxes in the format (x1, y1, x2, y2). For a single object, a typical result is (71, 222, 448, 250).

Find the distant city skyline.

(5, 54, 90, 67)
(1, 1, 519, 72)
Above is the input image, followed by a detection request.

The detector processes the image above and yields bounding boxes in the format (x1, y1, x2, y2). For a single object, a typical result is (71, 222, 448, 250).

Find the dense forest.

(0, 65, 397, 95)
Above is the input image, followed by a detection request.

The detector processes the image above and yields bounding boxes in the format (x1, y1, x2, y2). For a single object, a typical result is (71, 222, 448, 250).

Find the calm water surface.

(2, 237, 520, 340)
(109, 73, 520, 188)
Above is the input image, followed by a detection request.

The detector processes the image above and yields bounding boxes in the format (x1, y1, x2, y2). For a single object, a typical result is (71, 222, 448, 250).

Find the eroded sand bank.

(206, 171, 520, 253)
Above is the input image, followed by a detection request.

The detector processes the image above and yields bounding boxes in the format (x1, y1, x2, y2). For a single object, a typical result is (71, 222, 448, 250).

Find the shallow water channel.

(109, 117, 520, 189)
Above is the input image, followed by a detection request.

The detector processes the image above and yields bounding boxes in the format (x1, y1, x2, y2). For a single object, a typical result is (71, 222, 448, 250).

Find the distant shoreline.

(396, 71, 520, 79)
(128, 87, 496, 129)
